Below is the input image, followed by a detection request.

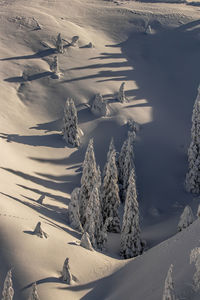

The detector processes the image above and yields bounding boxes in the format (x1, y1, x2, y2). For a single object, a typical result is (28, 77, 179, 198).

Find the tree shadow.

(4, 71, 53, 83)
(0, 132, 66, 148)
(1, 167, 78, 194)
(29, 119, 62, 133)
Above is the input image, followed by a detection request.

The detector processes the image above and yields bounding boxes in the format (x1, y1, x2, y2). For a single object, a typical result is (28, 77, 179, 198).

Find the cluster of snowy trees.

(1, 269, 40, 300)
(68, 129, 144, 258)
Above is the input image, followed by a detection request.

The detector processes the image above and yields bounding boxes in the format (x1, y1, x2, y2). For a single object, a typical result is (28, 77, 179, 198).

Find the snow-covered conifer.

(1, 269, 14, 300)
(185, 85, 200, 194)
(79, 139, 97, 225)
(50, 56, 59, 77)
(33, 222, 48, 238)
(162, 264, 176, 300)
(84, 186, 103, 248)
(68, 188, 83, 232)
(62, 98, 80, 147)
(56, 33, 63, 53)
(190, 247, 200, 291)
(177, 205, 194, 232)
(28, 283, 40, 300)
(118, 82, 127, 103)
(62, 258, 72, 284)
(118, 133, 135, 201)
(102, 150, 120, 233)
(120, 169, 143, 259)
(103, 138, 115, 177)
(91, 94, 108, 117)
(80, 232, 93, 251)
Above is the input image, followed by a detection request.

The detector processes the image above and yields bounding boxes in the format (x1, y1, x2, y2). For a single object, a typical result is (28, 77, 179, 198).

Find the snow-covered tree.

(33, 222, 48, 238)
(84, 186, 103, 248)
(91, 93, 108, 117)
(190, 247, 200, 291)
(118, 82, 127, 103)
(80, 232, 94, 251)
(1, 269, 14, 300)
(28, 283, 40, 300)
(68, 188, 83, 232)
(79, 139, 98, 226)
(62, 258, 72, 284)
(56, 33, 63, 53)
(177, 205, 194, 231)
(103, 138, 115, 177)
(102, 150, 120, 233)
(185, 85, 200, 194)
(162, 264, 176, 300)
(50, 56, 59, 77)
(118, 132, 135, 201)
(62, 98, 80, 147)
(120, 169, 143, 259)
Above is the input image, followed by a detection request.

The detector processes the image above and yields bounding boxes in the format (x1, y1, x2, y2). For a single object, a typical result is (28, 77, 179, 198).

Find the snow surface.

(0, 0, 200, 299)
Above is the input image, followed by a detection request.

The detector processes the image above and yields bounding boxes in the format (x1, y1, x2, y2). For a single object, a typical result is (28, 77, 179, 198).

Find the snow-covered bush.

(33, 222, 48, 238)
(62, 258, 72, 284)
(118, 82, 128, 103)
(162, 264, 176, 300)
(56, 33, 63, 53)
(1, 269, 14, 300)
(120, 169, 143, 259)
(190, 247, 200, 291)
(28, 283, 40, 300)
(185, 85, 200, 193)
(177, 205, 194, 231)
(68, 188, 83, 232)
(80, 232, 94, 251)
(102, 150, 121, 233)
(91, 94, 108, 117)
(79, 139, 98, 226)
(62, 98, 80, 147)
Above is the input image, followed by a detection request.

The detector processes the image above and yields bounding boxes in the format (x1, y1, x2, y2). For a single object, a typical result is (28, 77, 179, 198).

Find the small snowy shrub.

(62, 258, 72, 284)
(177, 205, 194, 231)
(62, 98, 80, 147)
(91, 94, 108, 117)
(71, 36, 79, 46)
(162, 264, 177, 300)
(1, 269, 14, 300)
(33, 222, 48, 238)
(145, 24, 152, 34)
(80, 232, 94, 251)
(50, 56, 59, 78)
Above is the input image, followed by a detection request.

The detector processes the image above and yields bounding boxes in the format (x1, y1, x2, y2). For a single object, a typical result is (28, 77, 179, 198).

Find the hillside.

(0, 0, 200, 299)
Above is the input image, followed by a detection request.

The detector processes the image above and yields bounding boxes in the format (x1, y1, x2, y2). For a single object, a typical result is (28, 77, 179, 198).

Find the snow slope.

(0, 0, 200, 298)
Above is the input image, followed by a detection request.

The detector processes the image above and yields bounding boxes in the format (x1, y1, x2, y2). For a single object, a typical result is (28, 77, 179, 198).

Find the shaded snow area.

(0, 0, 200, 299)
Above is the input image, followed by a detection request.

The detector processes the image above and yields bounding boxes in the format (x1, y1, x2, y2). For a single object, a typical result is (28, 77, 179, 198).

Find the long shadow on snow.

(1, 167, 79, 194)
(4, 71, 53, 83)
(0, 132, 65, 148)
